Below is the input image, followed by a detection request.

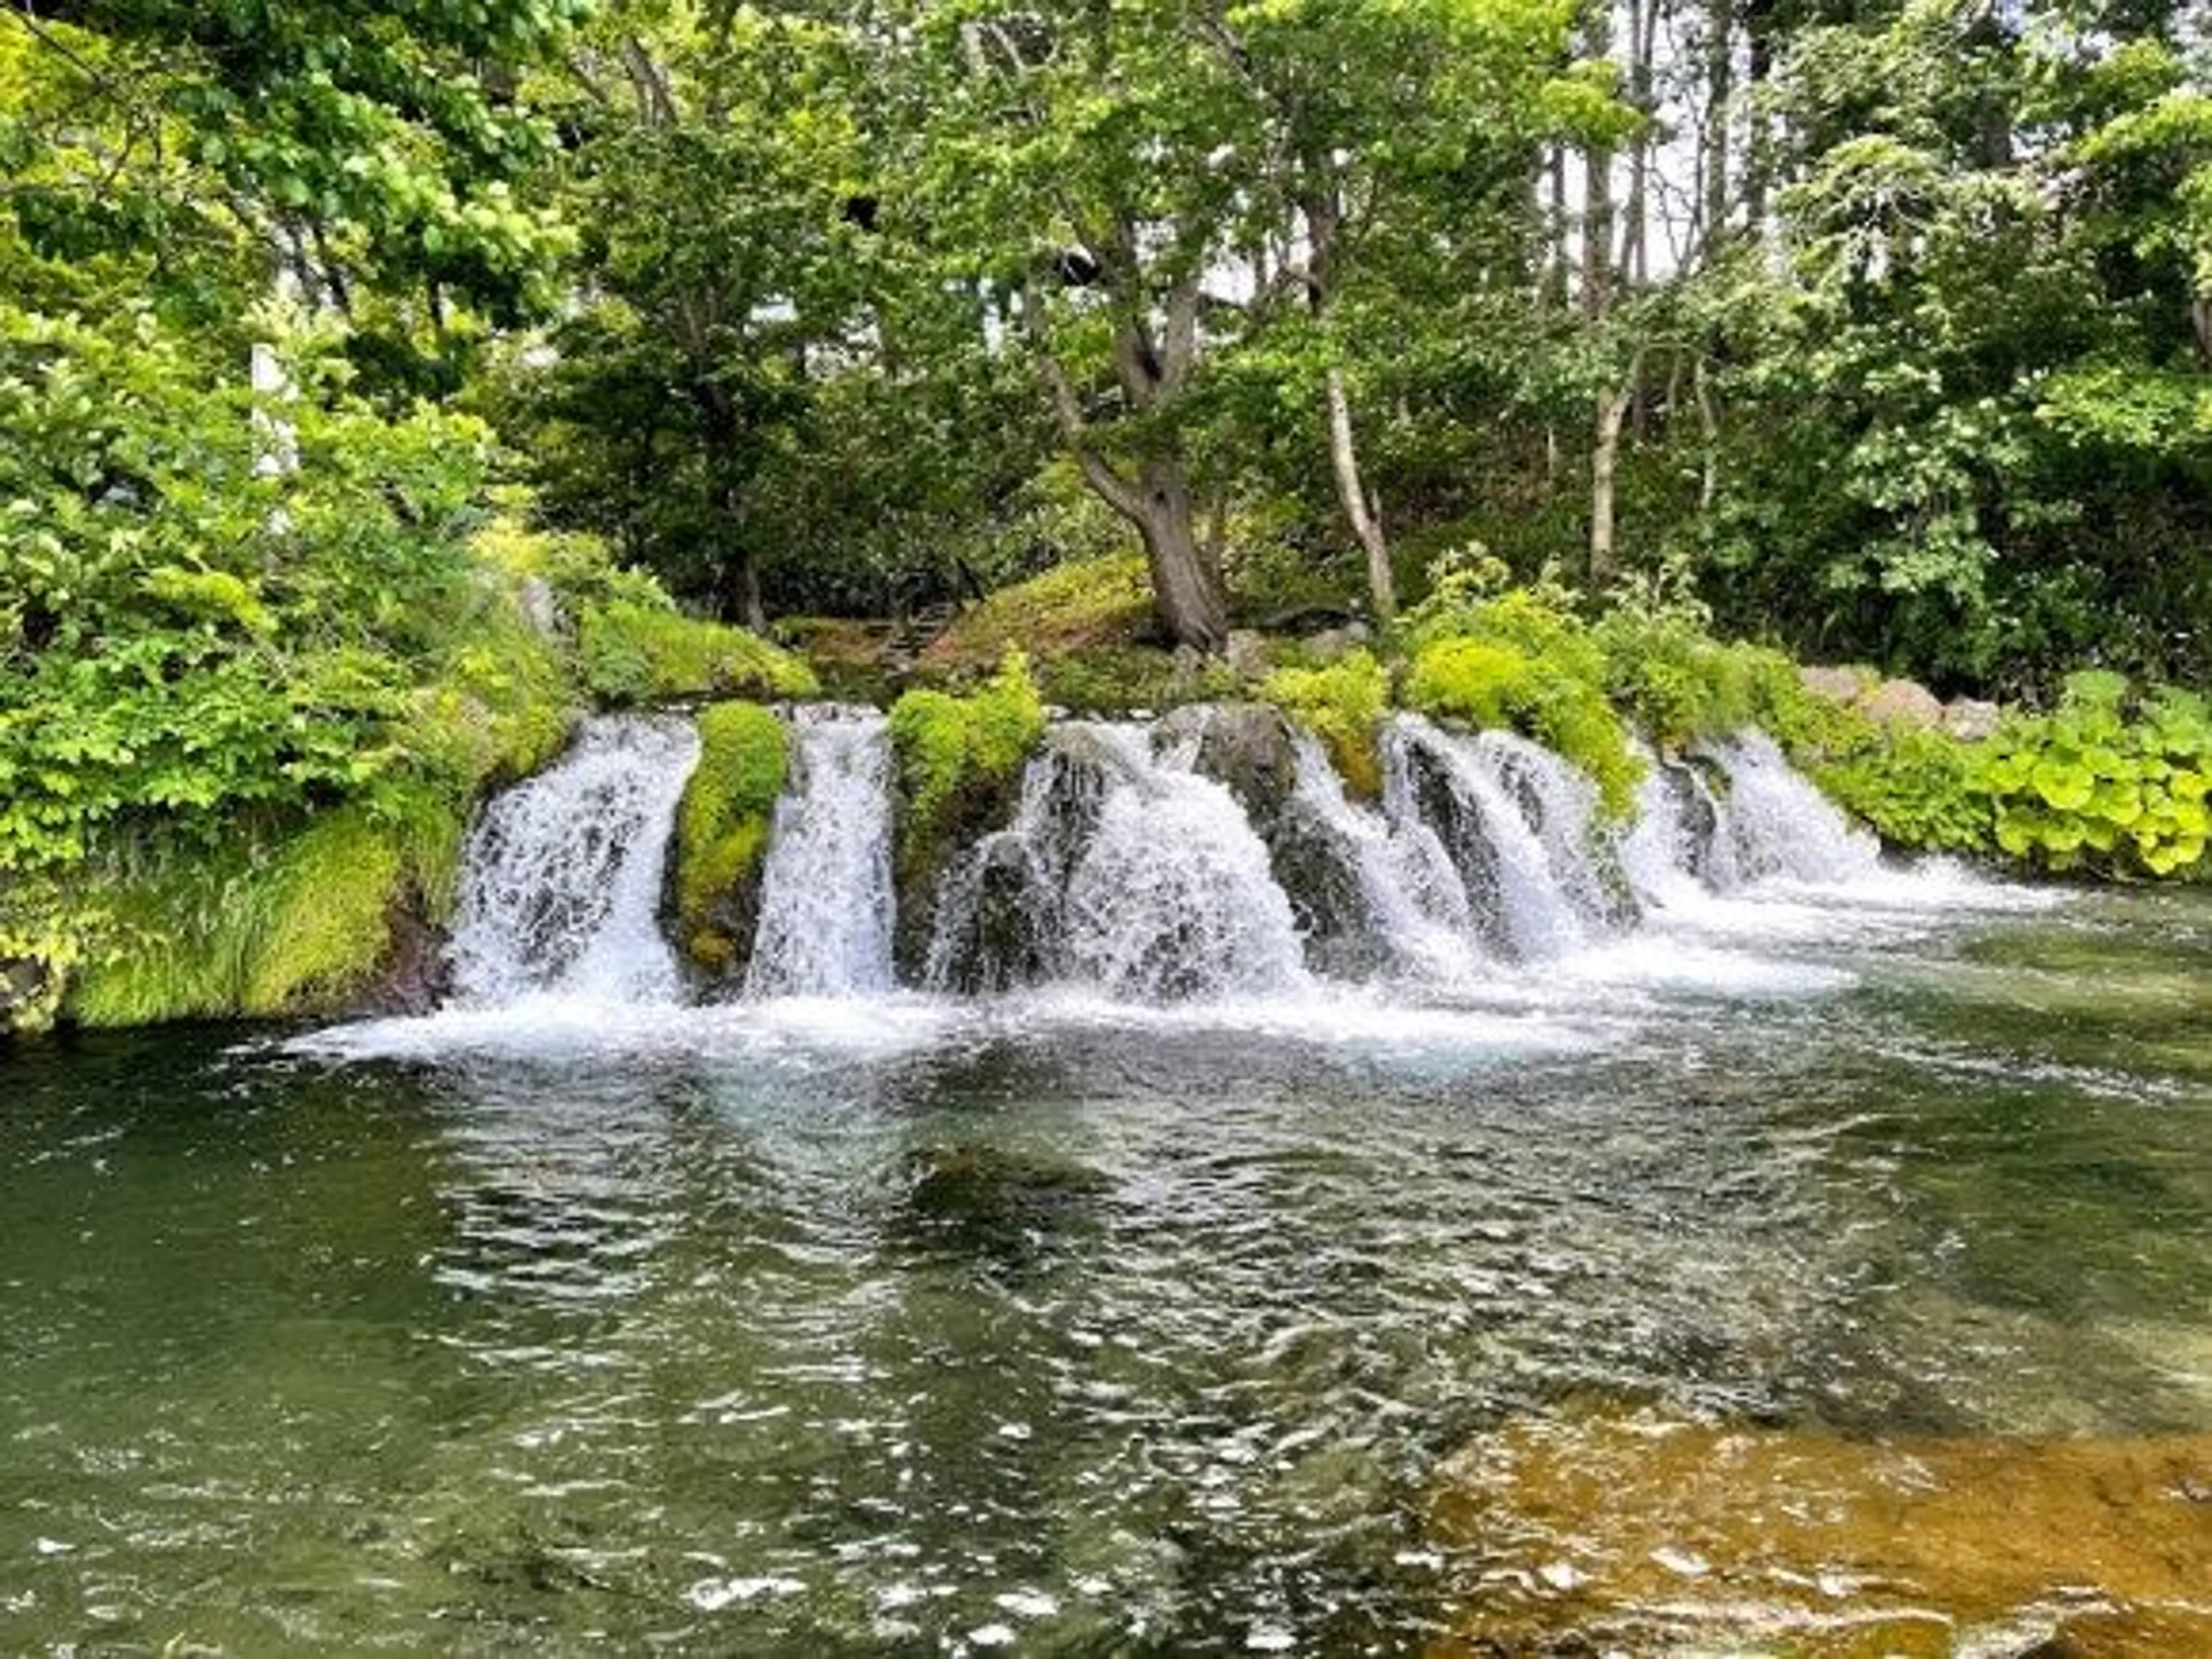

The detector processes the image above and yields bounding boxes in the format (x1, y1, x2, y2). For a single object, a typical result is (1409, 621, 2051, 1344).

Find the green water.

(2, 884, 2208, 1654)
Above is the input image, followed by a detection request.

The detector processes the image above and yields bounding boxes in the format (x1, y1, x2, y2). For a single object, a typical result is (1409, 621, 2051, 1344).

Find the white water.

(1286, 733, 1485, 984)
(305, 704, 2044, 1068)
(746, 708, 898, 997)
(1060, 724, 1309, 998)
(445, 715, 699, 1005)
(1699, 731, 1881, 887)
(1382, 716, 1593, 960)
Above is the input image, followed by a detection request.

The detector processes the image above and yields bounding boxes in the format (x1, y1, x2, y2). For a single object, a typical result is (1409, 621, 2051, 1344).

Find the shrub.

(1972, 676, 2209, 877)
(1404, 634, 1643, 817)
(1259, 650, 1389, 797)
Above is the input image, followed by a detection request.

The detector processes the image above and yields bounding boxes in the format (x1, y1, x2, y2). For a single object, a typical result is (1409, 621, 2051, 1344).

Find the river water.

(3, 881, 2209, 1654)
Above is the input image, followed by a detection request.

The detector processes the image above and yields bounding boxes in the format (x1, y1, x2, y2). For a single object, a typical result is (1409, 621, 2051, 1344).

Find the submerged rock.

(1427, 1407, 2212, 1656)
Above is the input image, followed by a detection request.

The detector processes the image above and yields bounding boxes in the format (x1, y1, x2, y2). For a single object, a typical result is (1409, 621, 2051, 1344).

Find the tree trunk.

(1703, 0, 1733, 258)
(1590, 372, 1636, 589)
(1325, 364, 1395, 622)
(1130, 456, 1229, 650)
(694, 378, 767, 633)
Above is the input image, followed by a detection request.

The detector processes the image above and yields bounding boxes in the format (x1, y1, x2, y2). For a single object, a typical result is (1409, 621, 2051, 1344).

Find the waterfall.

(431, 699, 1899, 1024)
(927, 722, 1308, 999)
(447, 715, 699, 1005)
(1282, 733, 1484, 983)
(1698, 732, 1881, 887)
(745, 708, 898, 997)
(1380, 717, 1604, 961)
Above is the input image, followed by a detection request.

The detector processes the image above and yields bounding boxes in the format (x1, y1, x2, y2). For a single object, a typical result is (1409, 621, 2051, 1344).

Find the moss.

(890, 650, 1046, 830)
(921, 555, 1156, 675)
(1259, 649, 1389, 798)
(886, 652, 1047, 969)
(578, 600, 819, 706)
(672, 702, 789, 971)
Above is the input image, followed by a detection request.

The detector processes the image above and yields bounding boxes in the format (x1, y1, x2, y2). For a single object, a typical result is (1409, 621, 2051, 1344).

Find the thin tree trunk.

(1694, 354, 1718, 515)
(1325, 365, 1394, 622)
(1590, 368, 1638, 589)
(1703, 0, 1732, 258)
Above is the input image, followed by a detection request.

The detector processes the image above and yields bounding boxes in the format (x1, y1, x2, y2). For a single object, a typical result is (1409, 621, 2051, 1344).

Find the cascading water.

(435, 694, 1914, 1021)
(927, 722, 1309, 999)
(1281, 733, 1484, 984)
(1381, 716, 1597, 961)
(1699, 731, 1881, 887)
(1065, 724, 1309, 997)
(745, 707, 898, 997)
(446, 715, 699, 1004)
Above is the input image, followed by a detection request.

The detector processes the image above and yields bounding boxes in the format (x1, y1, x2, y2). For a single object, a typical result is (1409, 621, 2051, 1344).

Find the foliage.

(673, 702, 789, 971)
(1401, 562, 1643, 815)
(575, 601, 819, 706)
(1261, 650, 1390, 798)
(1973, 676, 2210, 877)
(60, 793, 461, 1027)
(1815, 728, 1991, 854)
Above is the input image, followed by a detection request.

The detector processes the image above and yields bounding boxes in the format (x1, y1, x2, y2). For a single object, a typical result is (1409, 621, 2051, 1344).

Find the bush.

(1260, 650, 1389, 797)
(1973, 675, 2209, 877)
(1403, 637, 1643, 819)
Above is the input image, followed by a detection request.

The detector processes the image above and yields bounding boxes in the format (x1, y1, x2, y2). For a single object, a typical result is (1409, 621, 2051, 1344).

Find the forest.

(1, 0, 2209, 1031)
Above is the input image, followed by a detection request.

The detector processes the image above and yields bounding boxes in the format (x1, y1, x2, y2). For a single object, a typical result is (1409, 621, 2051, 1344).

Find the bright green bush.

(577, 600, 820, 706)
(1260, 650, 1389, 798)
(673, 702, 789, 971)
(1815, 727, 1990, 853)
(1403, 635, 1643, 818)
(1972, 675, 2209, 877)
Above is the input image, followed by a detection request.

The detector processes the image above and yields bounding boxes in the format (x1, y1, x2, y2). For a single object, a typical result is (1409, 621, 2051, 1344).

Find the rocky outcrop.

(1157, 702, 1301, 837)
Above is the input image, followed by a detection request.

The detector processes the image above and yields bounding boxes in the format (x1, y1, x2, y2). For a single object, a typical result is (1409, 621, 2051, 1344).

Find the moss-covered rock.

(671, 702, 789, 979)
(887, 651, 1046, 974)
(578, 600, 819, 706)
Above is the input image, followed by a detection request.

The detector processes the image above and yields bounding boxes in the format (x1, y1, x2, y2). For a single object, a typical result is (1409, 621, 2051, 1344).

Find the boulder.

(1303, 622, 1372, 664)
(1223, 628, 1272, 679)
(1798, 664, 1866, 704)
(1945, 697, 2003, 741)
(0, 957, 55, 1035)
(1156, 703, 1301, 838)
(1861, 676, 1945, 729)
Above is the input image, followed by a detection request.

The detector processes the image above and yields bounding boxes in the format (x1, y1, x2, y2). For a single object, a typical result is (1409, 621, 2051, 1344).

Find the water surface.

(3, 881, 2209, 1653)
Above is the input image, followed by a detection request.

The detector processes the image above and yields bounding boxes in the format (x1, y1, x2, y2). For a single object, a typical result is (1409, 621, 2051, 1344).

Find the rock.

(1303, 622, 1372, 663)
(1429, 1406, 2212, 1656)
(1224, 628, 1272, 679)
(1861, 677, 1945, 729)
(0, 957, 56, 1035)
(349, 899, 450, 1016)
(893, 1142, 1108, 1264)
(518, 575, 563, 639)
(1945, 698, 2003, 741)
(1799, 664, 1866, 704)
(1156, 703, 1300, 838)
(1266, 799, 1388, 979)
(929, 835, 1050, 994)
